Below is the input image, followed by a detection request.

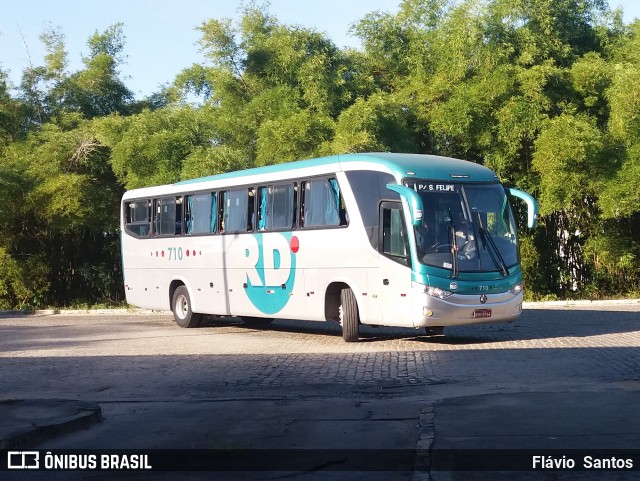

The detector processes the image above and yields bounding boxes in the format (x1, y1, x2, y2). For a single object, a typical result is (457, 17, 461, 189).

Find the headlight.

(510, 283, 523, 295)
(426, 286, 454, 299)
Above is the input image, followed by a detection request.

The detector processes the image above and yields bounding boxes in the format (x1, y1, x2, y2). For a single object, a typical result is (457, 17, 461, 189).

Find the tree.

(329, 92, 417, 153)
(104, 106, 211, 188)
(173, 4, 365, 173)
(350, 0, 635, 299)
(50, 24, 134, 118)
(1, 0, 639, 307)
(0, 69, 27, 145)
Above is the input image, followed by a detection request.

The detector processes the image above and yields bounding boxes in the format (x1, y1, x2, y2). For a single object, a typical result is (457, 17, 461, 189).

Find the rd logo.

(239, 233, 298, 315)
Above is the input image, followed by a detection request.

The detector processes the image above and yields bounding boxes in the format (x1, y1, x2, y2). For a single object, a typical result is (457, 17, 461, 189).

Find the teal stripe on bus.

(173, 153, 498, 186)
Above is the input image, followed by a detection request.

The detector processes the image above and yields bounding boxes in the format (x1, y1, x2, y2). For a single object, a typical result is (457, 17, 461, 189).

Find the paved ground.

(1, 302, 640, 480)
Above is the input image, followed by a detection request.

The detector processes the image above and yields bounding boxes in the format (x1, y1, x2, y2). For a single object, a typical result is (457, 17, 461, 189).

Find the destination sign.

(413, 183, 456, 192)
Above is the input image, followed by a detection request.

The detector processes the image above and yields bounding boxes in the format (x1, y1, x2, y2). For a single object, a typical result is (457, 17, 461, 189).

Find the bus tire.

(172, 286, 201, 328)
(340, 287, 359, 342)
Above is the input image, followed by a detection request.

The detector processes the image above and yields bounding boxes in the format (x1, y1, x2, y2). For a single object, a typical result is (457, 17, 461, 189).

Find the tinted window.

(381, 202, 410, 266)
(257, 184, 296, 231)
(222, 189, 254, 233)
(154, 197, 181, 236)
(301, 178, 347, 228)
(185, 193, 216, 235)
(124, 200, 151, 237)
(345, 171, 398, 249)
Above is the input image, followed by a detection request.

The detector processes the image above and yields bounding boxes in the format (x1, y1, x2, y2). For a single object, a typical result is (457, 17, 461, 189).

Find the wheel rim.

(338, 304, 344, 327)
(175, 294, 188, 320)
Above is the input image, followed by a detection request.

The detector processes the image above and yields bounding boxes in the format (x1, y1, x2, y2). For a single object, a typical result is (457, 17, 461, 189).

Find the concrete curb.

(0, 399, 102, 449)
(0, 308, 170, 318)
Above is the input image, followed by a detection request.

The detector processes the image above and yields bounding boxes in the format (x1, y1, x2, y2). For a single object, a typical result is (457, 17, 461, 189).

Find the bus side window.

(124, 199, 151, 237)
(258, 184, 295, 231)
(185, 193, 215, 235)
(154, 197, 180, 236)
(272, 184, 294, 229)
(380, 202, 410, 266)
(222, 189, 251, 233)
(301, 178, 345, 228)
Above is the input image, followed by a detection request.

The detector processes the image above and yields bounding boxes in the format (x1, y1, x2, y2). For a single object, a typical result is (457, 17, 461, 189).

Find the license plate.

(473, 309, 492, 319)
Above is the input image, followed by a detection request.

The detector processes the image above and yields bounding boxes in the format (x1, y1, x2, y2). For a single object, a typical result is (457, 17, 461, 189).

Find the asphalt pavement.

(2, 302, 640, 480)
(3, 384, 640, 479)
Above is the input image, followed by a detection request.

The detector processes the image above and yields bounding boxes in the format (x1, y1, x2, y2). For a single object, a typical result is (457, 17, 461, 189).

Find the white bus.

(121, 152, 538, 342)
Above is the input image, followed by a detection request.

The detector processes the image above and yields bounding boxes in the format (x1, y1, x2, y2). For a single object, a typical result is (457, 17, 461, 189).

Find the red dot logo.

(290, 236, 299, 253)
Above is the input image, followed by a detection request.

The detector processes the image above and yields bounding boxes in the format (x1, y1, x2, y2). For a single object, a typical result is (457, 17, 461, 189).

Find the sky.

(1, 0, 639, 99)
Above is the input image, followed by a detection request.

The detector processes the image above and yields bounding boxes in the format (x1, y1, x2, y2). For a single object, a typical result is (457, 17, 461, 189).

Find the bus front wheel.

(172, 286, 202, 328)
(340, 288, 359, 342)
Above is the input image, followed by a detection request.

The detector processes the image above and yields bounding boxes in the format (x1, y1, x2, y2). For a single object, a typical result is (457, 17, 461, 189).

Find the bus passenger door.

(373, 202, 412, 326)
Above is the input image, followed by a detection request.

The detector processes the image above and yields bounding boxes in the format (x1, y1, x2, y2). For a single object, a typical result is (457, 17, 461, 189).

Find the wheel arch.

(169, 278, 195, 312)
(324, 281, 348, 322)
(324, 279, 365, 323)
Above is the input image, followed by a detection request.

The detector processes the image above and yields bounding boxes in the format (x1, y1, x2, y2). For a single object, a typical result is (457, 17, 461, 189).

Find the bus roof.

(174, 152, 498, 186)
(122, 153, 499, 199)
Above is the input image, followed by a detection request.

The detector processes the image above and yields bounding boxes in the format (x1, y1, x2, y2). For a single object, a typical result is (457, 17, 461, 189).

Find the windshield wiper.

(448, 209, 459, 278)
(479, 226, 509, 277)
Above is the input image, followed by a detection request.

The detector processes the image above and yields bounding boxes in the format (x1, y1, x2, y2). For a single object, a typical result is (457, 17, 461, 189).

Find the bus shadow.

(201, 316, 345, 338)
(379, 307, 640, 345)
(201, 316, 483, 343)
(357, 330, 492, 345)
(201, 306, 640, 345)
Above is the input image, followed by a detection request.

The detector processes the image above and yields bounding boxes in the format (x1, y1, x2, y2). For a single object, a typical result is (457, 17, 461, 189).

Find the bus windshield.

(407, 181, 518, 275)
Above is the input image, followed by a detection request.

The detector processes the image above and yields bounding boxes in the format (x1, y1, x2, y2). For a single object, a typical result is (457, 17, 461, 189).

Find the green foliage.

(598, 143, 640, 218)
(533, 114, 604, 214)
(329, 93, 417, 153)
(569, 52, 610, 113)
(181, 145, 251, 180)
(257, 110, 334, 165)
(29, 173, 92, 232)
(0, 71, 26, 145)
(106, 106, 213, 188)
(1, 1, 640, 307)
(584, 227, 638, 277)
(0, 248, 50, 310)
(518, 234, 542, 300)
(40, 25, 68, 78)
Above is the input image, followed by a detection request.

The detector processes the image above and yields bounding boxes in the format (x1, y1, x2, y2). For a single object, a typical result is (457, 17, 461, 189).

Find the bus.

(120, 152, 538, 342)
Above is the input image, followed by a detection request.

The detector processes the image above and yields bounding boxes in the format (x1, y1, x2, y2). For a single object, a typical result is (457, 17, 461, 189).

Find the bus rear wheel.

(172, 286, 202, 328)
(340, 288, 359, 342)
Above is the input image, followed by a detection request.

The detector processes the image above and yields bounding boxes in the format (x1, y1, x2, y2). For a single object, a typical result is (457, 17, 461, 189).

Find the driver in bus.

(448, 210, 477, 261)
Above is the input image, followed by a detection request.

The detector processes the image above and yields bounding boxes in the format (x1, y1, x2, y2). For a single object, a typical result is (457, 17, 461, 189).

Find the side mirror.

(386, 184, 423, 226)
(506, 187, 538, 229)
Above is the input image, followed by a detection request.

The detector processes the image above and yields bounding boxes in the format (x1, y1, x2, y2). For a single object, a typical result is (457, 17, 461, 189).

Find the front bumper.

(412, 288, 523, 328)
